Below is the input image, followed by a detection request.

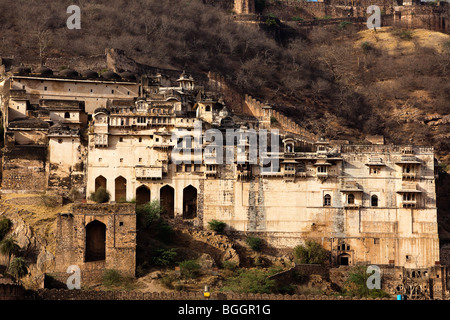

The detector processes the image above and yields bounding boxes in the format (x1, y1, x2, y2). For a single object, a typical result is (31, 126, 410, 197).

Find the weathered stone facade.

(54, 203, 136, 278)
(0, 62, 442, 280)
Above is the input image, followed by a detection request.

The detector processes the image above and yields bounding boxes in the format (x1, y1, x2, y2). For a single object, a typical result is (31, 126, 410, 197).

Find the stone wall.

(0, 284, 25, 300)
(33, 288, 394, 300)
(244, 94, 316, 142)
(1, 146, 48, 192)
(54, 203, 137, 280)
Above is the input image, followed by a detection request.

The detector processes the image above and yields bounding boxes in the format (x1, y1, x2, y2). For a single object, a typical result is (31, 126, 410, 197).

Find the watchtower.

(234, 0, 255, 15)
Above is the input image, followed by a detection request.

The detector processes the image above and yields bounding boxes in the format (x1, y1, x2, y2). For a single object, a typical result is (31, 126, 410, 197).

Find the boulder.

(198, 253, 216, 269)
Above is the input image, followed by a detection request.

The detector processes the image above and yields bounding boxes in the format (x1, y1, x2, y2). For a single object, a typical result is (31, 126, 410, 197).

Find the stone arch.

(338, 253, 351, 266)
(347, 193, 355, 205)
(160, 185, 174, 218)
(136, 185, 151, 206)
(183, 185, 197, 219)
(115, 176, 127, 202)
(95, 175, 107, 193)
(323, 194, 331, 206)
(85, 220, 106, 262)
(371, 195, 378, 207)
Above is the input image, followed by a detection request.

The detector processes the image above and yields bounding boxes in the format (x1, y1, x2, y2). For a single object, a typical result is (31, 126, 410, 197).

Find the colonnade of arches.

(94, 175, 198, 219)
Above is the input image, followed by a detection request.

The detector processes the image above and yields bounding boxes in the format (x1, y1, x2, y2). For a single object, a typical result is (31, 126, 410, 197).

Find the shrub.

(0, 237, 20, 265)
(291, 16, 304, 21)
(136, 200, 162, 228)
(392, 28, 413, 40)
(222, 260, 238, 271)
(155, 220, 174, 243)
(152, 248, 177, 267)
(0, 218, 12, 240)
(102, 269, 122, 287)
(222, 268, 277, 294)
(160, 273, 176, 289)
(361, 41, 373, 53)
(270, 116, 278, 124)
(178, 260, 201, 279)
(344, 265, 390, 298)
(8, 257, 28, 281)
(246, 236, 263, 252)
(40, 194, 59, 208)
(208, 220, 226, 234)
(338, 21, 352, 30)
(89, 187, 110, 203)
(293, 240, 328, 265)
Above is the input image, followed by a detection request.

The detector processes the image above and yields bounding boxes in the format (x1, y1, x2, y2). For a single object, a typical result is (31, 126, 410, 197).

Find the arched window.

(348, 194, 355, 204)
(371, 195, 378, 207)
(64, 112, 70, 119)
(323, 194, 331, 206)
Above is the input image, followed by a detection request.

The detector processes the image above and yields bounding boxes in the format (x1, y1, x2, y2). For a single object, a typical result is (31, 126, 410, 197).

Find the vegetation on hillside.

(0, 0, 448, 163)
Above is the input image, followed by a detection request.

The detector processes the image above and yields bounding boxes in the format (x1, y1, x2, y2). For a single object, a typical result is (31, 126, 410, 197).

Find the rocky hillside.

(1, 0, 447, 164)
(0, 194, 71, 289)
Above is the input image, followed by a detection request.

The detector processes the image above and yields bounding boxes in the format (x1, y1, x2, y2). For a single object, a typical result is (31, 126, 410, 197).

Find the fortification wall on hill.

(244, 94, 317, 142)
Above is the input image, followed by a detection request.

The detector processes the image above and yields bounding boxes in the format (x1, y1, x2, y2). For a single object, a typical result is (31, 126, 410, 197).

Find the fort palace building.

(0, 65, 441, 280)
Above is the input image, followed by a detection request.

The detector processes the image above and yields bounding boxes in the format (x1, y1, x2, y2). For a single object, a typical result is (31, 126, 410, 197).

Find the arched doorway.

(95, 175, 107, 193)
(136, 185, 151, 206)
(85, 220, 106, 262)
(115, 176, 127, 202)
(183, 185, 197, 219)
(338, 253, 351, 266)
(160, 185, 174, 218)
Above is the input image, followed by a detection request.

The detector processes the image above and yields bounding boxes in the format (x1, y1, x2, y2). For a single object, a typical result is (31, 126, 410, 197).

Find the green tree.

(178, 260, 201, 279)
(8, 257, 28, 282)
(0, 237, 20, 266)
(246, 236, 263, 252)
(344, 265, 390, 298)
(208, 220, 226, 234)
(293, 240, 328, 265)
(137, 200, 163, 228)
(89, 187, 110, 203)
(152, 248, 177, 267)
(0, 218, 12, 240)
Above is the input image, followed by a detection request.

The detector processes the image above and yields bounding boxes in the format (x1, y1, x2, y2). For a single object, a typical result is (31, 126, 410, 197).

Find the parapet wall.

(34, 288, 394, 300)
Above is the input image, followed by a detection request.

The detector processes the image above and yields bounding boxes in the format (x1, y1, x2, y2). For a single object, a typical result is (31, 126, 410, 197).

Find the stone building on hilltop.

(0, 64, 445, 297)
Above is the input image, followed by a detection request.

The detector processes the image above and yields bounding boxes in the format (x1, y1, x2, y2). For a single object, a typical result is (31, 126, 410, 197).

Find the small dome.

(32, 66, 53, 76)
(94, 107, 109, 114)
(80, 69, 99, 79)
(177, 70, 190, 82)
(59, 68, 79, 78)
(11, 66, 31, 76)
(101, 70, 121, 80)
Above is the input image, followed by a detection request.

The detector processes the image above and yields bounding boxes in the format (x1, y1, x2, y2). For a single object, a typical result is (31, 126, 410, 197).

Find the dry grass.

(355, 27, 450, 55)
(0, 193, 72, 255)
